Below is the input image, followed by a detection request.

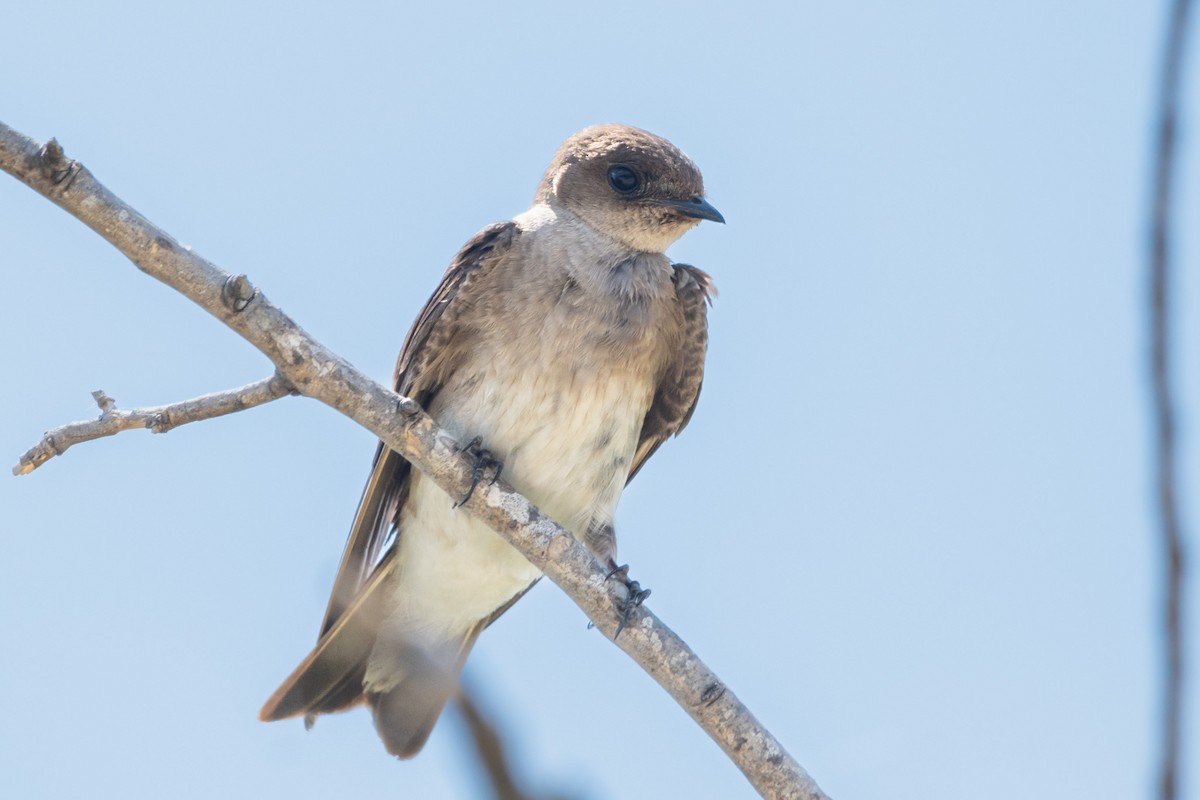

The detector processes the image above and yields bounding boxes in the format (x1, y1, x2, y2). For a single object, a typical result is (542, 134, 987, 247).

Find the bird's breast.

(435, 337, 658, 533)
(385, 233, 678, 639)
(387, 316, 661, 639)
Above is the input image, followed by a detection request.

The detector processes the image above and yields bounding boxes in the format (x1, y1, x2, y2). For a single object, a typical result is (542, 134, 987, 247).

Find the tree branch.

(1148, 3, 1192, 799)
(12, 375, 294, 475)
(0, 121, 828, 800)
(453, 683, 572, 800)
(454, 688, 535, 800)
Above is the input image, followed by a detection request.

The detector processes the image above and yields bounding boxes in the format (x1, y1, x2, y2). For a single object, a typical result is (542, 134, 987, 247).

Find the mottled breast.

(429, 205, 683, 535)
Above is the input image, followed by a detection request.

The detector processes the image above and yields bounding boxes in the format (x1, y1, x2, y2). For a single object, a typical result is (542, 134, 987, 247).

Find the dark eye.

(607, 164, 641, 194)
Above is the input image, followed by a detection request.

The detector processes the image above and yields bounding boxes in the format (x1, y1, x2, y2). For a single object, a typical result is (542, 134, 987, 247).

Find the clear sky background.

(1, 2, 1196, 798)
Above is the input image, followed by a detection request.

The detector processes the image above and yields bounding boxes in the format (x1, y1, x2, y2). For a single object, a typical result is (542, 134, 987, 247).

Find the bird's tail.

(260, 627, 478, 760)
(259, 549, 481, 759)
(361, 627, 480, 758)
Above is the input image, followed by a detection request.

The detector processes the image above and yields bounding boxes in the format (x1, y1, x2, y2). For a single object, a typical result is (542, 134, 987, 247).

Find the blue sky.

(1, 2, 1195, 798)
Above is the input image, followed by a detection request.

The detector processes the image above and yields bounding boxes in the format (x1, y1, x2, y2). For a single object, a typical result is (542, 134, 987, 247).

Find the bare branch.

(1149, 3, 1193, 799)
(12, 375, 294, 476)
(0, 121, 828, 800)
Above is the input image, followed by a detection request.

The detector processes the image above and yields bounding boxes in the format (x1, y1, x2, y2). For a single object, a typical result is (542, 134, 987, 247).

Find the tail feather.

(260, 547, 535, 757)
(367, 671, 456, 758)
(362, 625, 481, 758)
(259, 552, 397, 722)
(261, 547, 484, 759)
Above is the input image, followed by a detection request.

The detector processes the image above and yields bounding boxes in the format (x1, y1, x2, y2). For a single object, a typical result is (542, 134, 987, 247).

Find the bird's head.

(536, 124, 724, 253)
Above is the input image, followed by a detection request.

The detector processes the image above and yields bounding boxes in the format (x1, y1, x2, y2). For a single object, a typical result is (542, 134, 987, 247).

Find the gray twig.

(13, 375, 294, 476)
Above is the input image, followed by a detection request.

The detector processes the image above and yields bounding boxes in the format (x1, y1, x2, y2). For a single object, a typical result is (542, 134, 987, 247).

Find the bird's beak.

(661, 195, 725, 224)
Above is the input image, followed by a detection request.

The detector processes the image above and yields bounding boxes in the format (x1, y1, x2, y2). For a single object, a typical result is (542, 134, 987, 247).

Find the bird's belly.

(389, 473, 542, 638)
(389, 367, 655, 637)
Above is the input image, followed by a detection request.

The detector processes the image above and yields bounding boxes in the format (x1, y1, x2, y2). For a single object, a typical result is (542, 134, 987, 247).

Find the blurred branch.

(12, 376, 294, 475)
(454, 684, 572, 800)
(455, 689, 531, 800)
(1148, 2, 1193, 800)
(0, 122, 829, 800)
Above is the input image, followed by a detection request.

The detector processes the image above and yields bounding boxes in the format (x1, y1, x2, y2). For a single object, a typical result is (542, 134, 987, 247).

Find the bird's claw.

(605, 562, 651, 639)
(606, 562, 630, 582)
(454, 436, 503, 508)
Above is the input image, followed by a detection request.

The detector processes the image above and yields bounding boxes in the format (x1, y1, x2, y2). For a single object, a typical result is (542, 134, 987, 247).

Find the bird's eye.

(607, 164, 641, 194)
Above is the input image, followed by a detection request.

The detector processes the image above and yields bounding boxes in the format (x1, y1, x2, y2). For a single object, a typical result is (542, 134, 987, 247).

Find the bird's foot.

(606, 560, 651, 639)
(454, 435, 503, 508)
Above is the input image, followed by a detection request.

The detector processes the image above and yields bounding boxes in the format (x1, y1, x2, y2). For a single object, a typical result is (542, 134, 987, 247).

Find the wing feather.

(627, 263, 714, 483)
(262, 222, 520, 721)
(315, 222, 519, 637)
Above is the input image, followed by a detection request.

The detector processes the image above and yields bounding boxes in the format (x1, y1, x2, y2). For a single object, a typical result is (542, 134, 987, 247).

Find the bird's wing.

(627, 264, 714, 483)
(259, 222, 519, 724)
(258, 548, 399, 721)
(316, 221, 520, 637)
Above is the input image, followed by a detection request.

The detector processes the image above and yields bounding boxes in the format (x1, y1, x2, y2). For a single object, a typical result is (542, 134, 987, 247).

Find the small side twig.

(13, 373, 294, 476)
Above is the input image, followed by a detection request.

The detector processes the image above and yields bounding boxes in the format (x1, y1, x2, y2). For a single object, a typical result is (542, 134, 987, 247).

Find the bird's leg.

(454, 435, 503, 508)
(583, 520, 651, 637)
(605, 556, 651, 639)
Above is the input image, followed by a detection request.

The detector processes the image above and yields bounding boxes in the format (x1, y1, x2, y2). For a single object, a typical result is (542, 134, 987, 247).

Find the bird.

(259, 123, 723, 758)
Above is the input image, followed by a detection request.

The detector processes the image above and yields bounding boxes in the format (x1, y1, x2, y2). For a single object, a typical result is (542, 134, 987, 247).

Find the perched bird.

(259, 124, 722, 757)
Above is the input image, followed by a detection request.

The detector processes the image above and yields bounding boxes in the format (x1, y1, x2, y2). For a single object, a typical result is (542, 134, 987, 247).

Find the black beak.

(662, 195, 725, 224)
